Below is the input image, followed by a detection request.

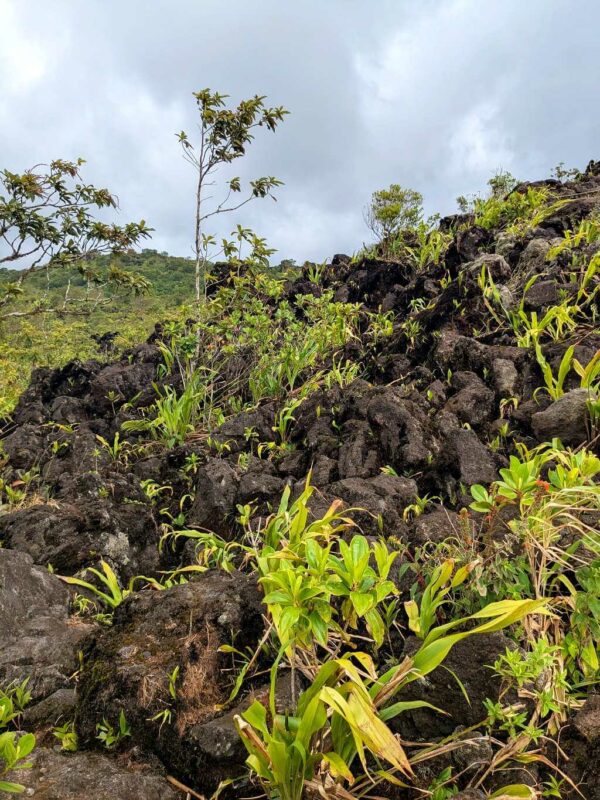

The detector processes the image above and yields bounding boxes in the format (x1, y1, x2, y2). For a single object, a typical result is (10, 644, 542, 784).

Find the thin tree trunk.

(194, 164, 203, 304)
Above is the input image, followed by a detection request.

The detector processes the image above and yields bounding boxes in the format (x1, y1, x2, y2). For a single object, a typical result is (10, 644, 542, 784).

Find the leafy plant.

(96, 710, 131, 749)
(364, 183, 423, 244)
(0, 159, 150, 321)
(0, 732, 36, 794)
(59, 560, 131, 610)
(177, 89, 287, 302)
(52, 722, 78, 752)
(404, 559, 477, 640)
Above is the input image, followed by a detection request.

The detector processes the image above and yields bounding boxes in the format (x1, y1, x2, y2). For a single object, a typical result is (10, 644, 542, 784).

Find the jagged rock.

(366, 390, 437, 469)
(86, 347, 162, 414)
(236, 471, 285, 504)
(1, 423, 48, 470)
(48, 396, 89, 425)
(445, 384, 495, 426)
(518, 237, 553, 274)
(524, 279, 559, 309)
(574, 695, 600, 743)
(466, 253, 511, 280)
(0, 549, 94, 706)
(450, 225, 493, 264)
(11, 748, 178, 800)
(491, 358, 519, 396)
(0, 497, 160, 579)
(328, 473, 417, 534)
(76, 571, 263, 793)
(531, 389, 593, 445)
(412, 507, 466, 545)
(391, 632, 514, 740)
(310, 454, 339, 486)
(22, 687, 77, 729)
(444, 428, 498, 485)
(214, 406, 275, 452)
(187, 458, 240, 537)
(337, 420, 380, 478)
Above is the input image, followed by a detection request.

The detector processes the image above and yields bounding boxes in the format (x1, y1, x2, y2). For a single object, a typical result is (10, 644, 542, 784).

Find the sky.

(1, 0, 599, 263)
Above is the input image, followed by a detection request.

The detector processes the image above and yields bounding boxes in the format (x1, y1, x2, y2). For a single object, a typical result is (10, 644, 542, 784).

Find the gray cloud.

(1, 0, 599, 263)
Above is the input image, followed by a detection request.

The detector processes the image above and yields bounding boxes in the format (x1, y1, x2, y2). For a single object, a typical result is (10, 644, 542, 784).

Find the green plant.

(163, 529, 243, 574)
(0, 159, 150, 321)
(407, 222, 452, 271)
(96, 710, 131, 749)
(95, 432, 129, 462)
(364, 183, 423, 244)
(470, 454, 546, 514)
(121, 372, 207, 447)
(534, 343, 574, 400)
(236, 593, 547, 799)
(272, 397, 303, 447)
(404, 559, 476, 640)
(325, 536, 398, 648)
(402, 492, 441, 522)
(52, 721, 78, 752)
(177, 89, 287, 302)
(0, 731, 36, 794)
(0, 680, 31, 730)
(59, 560, 132, 610)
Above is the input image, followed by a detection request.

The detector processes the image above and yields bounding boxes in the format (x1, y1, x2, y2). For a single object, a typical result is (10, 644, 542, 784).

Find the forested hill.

(0, 250, 197, 303)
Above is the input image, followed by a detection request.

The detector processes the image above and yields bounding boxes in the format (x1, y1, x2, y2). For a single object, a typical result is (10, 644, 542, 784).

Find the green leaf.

(0, 781, 26, 793)
(350, 591, 374, 617)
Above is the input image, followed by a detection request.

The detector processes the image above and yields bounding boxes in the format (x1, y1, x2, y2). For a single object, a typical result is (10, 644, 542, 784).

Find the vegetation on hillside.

(0, 97, 599, 799)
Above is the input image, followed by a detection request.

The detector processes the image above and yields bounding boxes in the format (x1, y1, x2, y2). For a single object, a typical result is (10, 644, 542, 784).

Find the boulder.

(444, 428, 498, 486)
(328, 473, 417, 534)
(10, 748, 178, 800)
(0, 549, 94, 708)
(76, 571, 263, 793)
(491, 358, 519, 397)
(531, 389, 593, 446)
(391, 632, 514, 740)
(0, 498, 160, 579)
(573, 695, 600, 743)
(445, 384, 495, 427)
(187, 458, 240, 537)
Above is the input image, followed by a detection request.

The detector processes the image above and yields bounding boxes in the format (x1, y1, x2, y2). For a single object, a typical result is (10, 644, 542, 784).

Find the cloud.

(1, 0, 599, 262)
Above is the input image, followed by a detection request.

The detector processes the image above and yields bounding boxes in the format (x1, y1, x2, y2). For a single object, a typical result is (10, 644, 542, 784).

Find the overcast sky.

(1, 0, 599, 263)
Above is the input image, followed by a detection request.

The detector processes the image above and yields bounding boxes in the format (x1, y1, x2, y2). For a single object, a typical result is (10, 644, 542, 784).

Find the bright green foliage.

(473, 186, 568, 234)
(0, 681, 35, 795)
(0, 681, 31, 730)
(464, 442, 600, 714)
(250, 478, 399, 651)
(404, 559, 476, 639)
(0, 732, 36, 794)
(364, 183, 423, 242)
(470, 454, 544, 513)
(59, 560, 132, 609)
(122, 371, 210, 447)
(231, 476, 551, 799)
(407, 222, 452, 271)
(96, 710, 131, 749)
(52, 722, 78, 752)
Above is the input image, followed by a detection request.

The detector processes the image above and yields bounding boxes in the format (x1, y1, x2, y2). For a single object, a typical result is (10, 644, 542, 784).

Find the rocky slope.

(1, 163, 599, 798)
